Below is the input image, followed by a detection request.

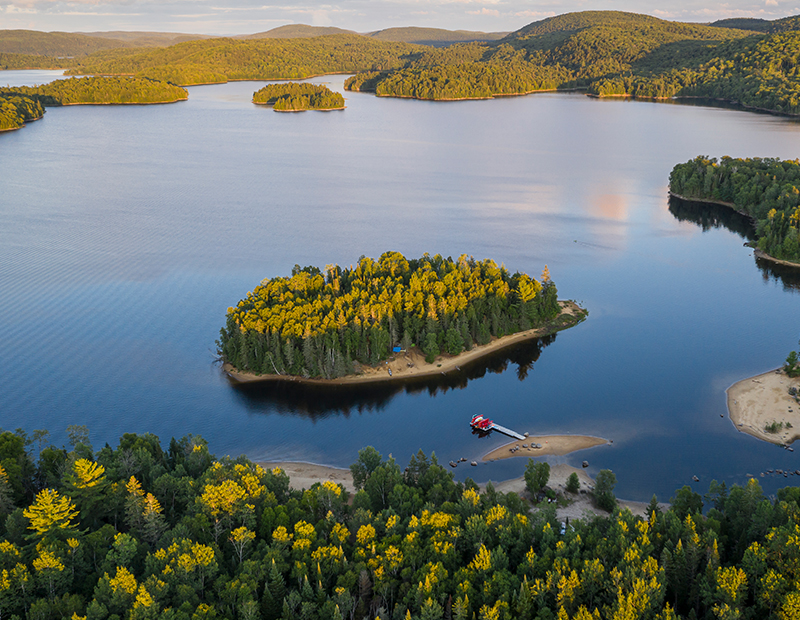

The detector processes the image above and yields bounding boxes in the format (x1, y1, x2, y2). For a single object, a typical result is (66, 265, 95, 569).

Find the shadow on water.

(229, 334, 557, 419)
(668, 195, 800, 292)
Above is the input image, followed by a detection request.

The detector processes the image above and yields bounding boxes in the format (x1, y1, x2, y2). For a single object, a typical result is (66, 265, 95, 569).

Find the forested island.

(0, 426, 798, 619)
(252, 83, 344, 111)
(670, 156, 800, 264)
(217, 252, 571, 381)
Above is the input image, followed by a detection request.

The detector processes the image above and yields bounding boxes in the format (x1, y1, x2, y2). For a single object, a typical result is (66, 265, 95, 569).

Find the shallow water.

(2, 71, 800, 502)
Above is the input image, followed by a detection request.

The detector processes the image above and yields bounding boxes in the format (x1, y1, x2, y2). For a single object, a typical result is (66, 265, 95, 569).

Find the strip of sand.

(482, 435, 609, 462)
(262, 461, 356, 494)
(262, 460, 658, 520)
(727, 369, 800, 445)
(224, 300, 586, 386)
(493, 464, 664, 520)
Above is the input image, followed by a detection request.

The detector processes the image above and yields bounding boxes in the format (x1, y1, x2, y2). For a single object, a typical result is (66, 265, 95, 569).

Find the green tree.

(524, 460, 550, 497)
(593, 469, 617, 512)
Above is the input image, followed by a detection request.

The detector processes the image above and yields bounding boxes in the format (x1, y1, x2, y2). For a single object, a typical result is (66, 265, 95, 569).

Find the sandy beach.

(727, 368, 800, 445)
(261, 459, 660, 520)
(482, 435, 609, 462)
(225, 300, 586, 386)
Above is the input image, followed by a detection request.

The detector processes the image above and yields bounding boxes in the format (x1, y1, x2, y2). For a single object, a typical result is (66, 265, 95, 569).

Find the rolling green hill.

(345, 10, 800, 114)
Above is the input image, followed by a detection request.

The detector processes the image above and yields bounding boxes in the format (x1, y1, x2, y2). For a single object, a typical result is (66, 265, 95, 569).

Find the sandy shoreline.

(225, 300, 586, 386)
(727, 368, 800, 445)
(260, 460, 657, 520)
(482, 434, 609, 461)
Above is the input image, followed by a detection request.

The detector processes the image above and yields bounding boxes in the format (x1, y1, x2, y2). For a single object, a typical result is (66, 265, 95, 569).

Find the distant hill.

(708, 18, 771, 32)
(79, 31, 215, 46)
(0, 30, 129, 56)
(365, 27, 507, 47)
(0, 29, 213, 57)
(708, 15, 800, 33)
(241, 25, 356, 39)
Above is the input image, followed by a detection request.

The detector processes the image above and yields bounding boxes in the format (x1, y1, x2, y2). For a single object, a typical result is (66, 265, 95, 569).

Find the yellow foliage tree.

(23, 489, 79, 541)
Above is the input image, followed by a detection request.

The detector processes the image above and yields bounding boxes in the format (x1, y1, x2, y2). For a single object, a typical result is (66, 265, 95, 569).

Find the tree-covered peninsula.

(217, 252, 563, 380)
(1, 426, 800, 619)
(61, 35, 422, 86)
(252, 83, 344, 111)
(0, 76, 188, 106)
(0, 94, 44, 131)
(670, 156, 800, 263)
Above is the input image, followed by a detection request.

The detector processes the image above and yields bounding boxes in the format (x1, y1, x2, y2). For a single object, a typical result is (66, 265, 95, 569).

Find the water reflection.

(667, 195, 755, 240)
(230, 334, 556, 418)
(668, 195, 800, 292)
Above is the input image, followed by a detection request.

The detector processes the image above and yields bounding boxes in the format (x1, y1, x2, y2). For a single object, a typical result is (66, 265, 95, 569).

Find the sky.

(0, 0, 798, 36)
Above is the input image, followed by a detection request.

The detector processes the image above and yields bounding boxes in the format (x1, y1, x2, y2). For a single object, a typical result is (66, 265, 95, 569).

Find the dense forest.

(217, 253, 562, 379)
(344, 12, 754, 100)
(61, 36, 423, 87)
(0, 93, 44, 131)
(0, 77, 188, 106)
(252, 83, 344, 111)
(669, 156, 800, 263)
(0, 426, 799, 619)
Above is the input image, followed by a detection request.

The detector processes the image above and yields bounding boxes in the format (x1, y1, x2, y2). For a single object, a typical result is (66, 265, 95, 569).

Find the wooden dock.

(489, 423, 525, 440)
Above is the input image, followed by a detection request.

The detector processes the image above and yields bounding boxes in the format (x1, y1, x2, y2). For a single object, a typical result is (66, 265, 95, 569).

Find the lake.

(2, 71, 800, 503)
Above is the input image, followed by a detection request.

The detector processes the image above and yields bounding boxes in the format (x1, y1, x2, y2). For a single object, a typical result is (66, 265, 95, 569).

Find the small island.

(669, 155, 800, 267)
(218, 252, 587, 384)
(252, 82, 345, 111)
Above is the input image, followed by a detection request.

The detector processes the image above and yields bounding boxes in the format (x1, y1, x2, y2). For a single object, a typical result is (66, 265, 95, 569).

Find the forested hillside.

(252, 83, 344, 110)
(62, 36, 423, 86)
(0, 76, 188, 105)
(217, 252, 561, 379)
(0, 426, 799, 619)
(670, 156, 800, 263)
(344, 10, 800, 113)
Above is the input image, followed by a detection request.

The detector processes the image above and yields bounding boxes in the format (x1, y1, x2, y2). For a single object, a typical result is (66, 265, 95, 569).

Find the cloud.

(765, 0, 778, 6)
(467, 7, 499, 16)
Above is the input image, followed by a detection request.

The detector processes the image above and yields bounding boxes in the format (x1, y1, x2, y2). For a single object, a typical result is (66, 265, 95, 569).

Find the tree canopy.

(0, 427, 798, 619)
(0, 76, 188, 106)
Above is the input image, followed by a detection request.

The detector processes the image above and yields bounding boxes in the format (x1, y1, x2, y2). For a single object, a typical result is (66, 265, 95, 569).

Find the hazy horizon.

(1, 1, 799, 38)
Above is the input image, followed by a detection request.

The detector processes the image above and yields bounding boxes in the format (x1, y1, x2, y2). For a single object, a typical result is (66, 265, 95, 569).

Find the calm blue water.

(2, 71, 800, 502)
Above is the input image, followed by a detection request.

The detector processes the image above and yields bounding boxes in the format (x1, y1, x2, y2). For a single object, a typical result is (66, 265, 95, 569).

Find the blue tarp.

(392, 346, 402, 353)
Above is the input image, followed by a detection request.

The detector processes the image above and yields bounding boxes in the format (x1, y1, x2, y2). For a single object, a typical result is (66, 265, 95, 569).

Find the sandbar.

(482, 434, 609, 462)
(727, 368, 800, 445)
(225, 300, 586, 386)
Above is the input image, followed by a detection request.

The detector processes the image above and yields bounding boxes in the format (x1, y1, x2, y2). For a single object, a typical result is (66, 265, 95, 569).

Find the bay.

(2, 71, 799, 502)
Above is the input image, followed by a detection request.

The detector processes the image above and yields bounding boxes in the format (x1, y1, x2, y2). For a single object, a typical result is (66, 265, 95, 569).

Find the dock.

(489, 423, 525, 440)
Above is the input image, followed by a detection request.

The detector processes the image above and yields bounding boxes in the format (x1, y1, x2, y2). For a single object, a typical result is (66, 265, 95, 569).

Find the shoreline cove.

(668, 191, 800, 270)
(223, 300, 587, 387)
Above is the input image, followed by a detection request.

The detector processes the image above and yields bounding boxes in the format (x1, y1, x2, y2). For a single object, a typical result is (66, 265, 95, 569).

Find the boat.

(470, 414, 493, 431)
